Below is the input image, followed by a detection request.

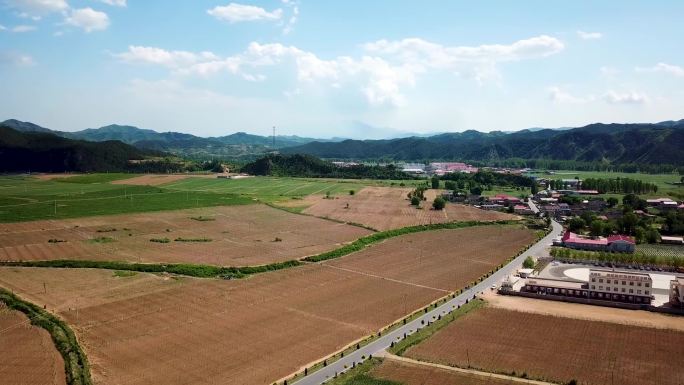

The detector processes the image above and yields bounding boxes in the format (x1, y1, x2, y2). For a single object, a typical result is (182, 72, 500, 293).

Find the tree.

(589, 220, 604, 236)
(645, 228, 660, 244)
(530, 182, 538, 195)
(621, 212, 638, 234)
(444, 180, 457, 191)
(523, 256, 535, 269)
(567, 217, 586, 232)
(606, 197, 618, 207)
(431, 176, 440, 189)
(432, 196, 446, 210)
(411, 196, 421, 206)
(349, 190, 355, 195)
(470, 186, 483, 195)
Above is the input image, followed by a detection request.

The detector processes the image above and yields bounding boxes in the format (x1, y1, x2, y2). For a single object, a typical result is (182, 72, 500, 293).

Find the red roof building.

(561, 232, 635, 253)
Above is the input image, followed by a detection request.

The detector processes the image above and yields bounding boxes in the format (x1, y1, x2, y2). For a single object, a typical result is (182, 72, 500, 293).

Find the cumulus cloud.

(64, 7, 110, 32)
(635, 62, 684, 77)
(116, 35, 564, 107)
(0, 52, 36, 67)
(207, 3, 282, 23)
(577, 30, 603, 40)
(5, 0, 68, 16)
(11, 24, 37, 32)
(604, 90, 648, 104)
(548, 86, 593, 104)
(100, 0, 126, 6)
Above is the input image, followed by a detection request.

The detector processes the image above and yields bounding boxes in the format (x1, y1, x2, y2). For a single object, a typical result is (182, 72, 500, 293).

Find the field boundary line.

(322, 264, 449, 293)
(382, 353, 556, 385)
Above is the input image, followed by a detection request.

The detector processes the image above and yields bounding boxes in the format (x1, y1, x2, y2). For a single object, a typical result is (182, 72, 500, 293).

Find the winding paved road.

(292, 214, 562, 385)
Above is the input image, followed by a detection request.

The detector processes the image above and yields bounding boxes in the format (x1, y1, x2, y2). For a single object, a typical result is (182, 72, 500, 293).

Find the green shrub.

(150, 238, 170, 243)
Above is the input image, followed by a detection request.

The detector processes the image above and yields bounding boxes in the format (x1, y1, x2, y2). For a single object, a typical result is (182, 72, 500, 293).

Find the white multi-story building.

(588, 269, 653, 304)
(671, 278, 684, 306)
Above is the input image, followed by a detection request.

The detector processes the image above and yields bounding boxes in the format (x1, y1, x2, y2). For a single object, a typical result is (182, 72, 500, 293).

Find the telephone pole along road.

(292, 216, 562, 385)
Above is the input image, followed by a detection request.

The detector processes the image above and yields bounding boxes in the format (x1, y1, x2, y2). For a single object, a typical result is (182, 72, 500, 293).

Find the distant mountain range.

(0, 120, 339, 158)
(0, 125, 155, 172)
(282, 120, 684, 165)
(2, 118, 684, 165)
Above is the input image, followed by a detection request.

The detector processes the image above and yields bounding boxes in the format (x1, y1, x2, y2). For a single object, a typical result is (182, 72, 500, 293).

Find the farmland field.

(326, 226, 535, 291)
(636, 243, 684, 259)
(0, 303, 66, 385)
(301, 187, 520, 230)
(0, 226, 531, 385)
(405, 307, 684, 385)
(371, 358, 517, 385)
(0, 204, 371, 266)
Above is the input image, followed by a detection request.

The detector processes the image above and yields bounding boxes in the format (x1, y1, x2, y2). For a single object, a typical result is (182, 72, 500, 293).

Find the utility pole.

(272, 126, 276, 149)
(43, 282, 47, 294)
(53, 200, 57, 216)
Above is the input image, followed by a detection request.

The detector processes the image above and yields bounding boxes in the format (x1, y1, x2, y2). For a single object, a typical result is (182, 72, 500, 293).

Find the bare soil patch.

(302, 187, 519, 230)
(372, 358, 517, 385)
(110, 174, 190, 186)
(406, 307, 684, 385)
(327, 226, 535, 291)
(33, 173, 81, 181)
(481, 290, 684, 331)
(0, 204, 370, 266)
(0, 266, 443, 385)
(0, 303, 66, 385)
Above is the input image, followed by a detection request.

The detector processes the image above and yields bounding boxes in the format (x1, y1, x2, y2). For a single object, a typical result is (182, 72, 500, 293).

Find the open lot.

(110, 174, 193, 186)
(302, 187, 519, 230)
(405, 307, 684, 385)
(0, 304, 66, 385)
(0, 204, 370, 266)
(481, 290, 684, 331)
(0, 226, 528, 385)
(326, 226, 535, 291)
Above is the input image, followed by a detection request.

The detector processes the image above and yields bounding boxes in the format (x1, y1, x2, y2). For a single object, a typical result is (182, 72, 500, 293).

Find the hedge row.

(0, 259, 303, 279)
(303, 220, 518, 263)
(0, 288, 92, 385)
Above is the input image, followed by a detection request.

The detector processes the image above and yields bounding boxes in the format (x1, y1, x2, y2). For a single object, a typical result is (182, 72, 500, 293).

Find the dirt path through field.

(381, 353, 553, 385)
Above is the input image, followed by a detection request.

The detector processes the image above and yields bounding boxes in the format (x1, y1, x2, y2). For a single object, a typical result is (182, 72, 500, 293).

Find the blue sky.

(1, 1, 683, 138)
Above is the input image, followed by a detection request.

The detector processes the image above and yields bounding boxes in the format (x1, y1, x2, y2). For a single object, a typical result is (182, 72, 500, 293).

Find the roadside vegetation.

(323, 358, 399, 385)
(550, 247, 683, 268)
(0, 288, 92, 385)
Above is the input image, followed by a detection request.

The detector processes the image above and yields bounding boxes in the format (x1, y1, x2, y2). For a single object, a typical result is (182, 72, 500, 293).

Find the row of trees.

(580, 177, 659, 194)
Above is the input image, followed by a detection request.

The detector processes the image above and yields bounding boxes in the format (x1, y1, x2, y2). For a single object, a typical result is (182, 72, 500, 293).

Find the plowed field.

(0, 304, 66, 385)
(302, 187, 519, 230)
(406, 307, 684, 385)
(372, 358, 517, 385)
(0, 204, 370, 266)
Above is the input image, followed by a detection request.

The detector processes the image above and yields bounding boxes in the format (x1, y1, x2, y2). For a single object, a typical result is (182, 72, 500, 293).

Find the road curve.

(292, 217, 562, 385)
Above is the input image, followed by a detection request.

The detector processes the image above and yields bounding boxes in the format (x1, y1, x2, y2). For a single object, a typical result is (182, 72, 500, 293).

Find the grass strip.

(389, 299, 485, 356)
(304, 220, 518, 262)
(322, 358, 399, 385)
(0, 259, 303, 279)
(0, 288, 92, 385)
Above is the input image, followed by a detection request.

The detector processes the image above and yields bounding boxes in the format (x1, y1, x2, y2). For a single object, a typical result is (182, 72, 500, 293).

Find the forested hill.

(283, 120, 684, 165)
(241, 154, 411, 179)
(0, 125, 154, 172)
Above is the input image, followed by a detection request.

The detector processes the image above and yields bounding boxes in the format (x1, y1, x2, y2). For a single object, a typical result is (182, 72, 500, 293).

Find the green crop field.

(527, 170, 683, 199)
(0, 174, 416, 222)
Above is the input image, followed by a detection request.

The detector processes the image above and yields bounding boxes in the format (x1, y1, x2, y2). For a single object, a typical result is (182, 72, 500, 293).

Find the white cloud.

(11, 24, 37, 32)
(64, 7, 109, 32)
(635, 62, 684, 77)
(599, 66, 619, 76)
(116, 46, 220, 69)
(0, 24, 6, 30)
(207, 3, 282, 23)
(604, 90, 648, 104)
(577, 30, 603, 40)
(548, 86, 593, 104)
(5, 0, 68, 16)
(281, 1, 298, 35)
(100, 0, 126, 6)
(0, 52, 36, 67)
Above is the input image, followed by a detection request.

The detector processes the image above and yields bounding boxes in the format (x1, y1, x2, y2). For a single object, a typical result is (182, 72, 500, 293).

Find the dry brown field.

(110, 174, 190, 186)
(481, 290, 684, 331)
(33, 173, 81, 181)
(372, 358, 517, 385)
(0, 204, 370, 266)
(0, 265, 443, 385)
(0, 304, 66, 385)
(326, 226, 535, 291)
(301, 187, 519, 230)
(406, 307, 684, 385)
